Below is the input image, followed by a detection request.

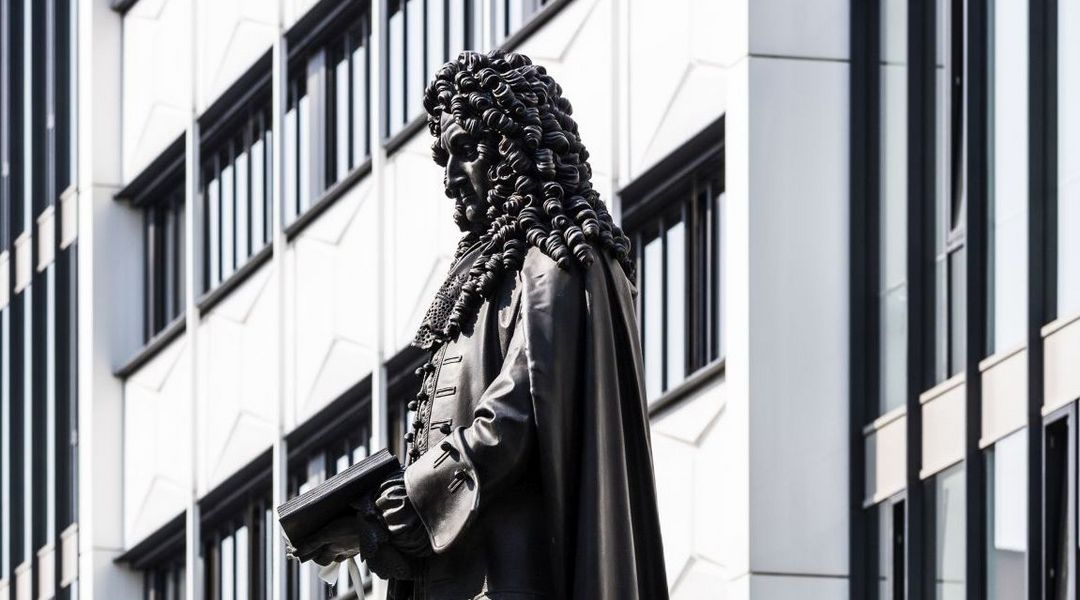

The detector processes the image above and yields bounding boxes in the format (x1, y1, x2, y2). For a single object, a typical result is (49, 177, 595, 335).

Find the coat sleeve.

(402, 308, 535, 553)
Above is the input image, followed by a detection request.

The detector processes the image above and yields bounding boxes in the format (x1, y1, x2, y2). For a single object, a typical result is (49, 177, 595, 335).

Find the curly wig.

(423, 49, 634, 338)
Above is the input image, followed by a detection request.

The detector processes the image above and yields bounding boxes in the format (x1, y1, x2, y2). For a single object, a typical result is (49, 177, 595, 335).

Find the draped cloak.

(389, 246, 668, 600)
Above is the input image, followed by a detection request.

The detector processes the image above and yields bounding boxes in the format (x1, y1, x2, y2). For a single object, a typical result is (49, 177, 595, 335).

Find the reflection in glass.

(643, 235, 663, 400)
(930, 463, 966, 599)
(666, 219, 686, 386)
(987, 0, 1028, 353)
(879, 0, 908, 415)
(236, 149, 249, 263)
(221, 162, 235, 281)
(986, 429, 1026, 599)
(1059, 0, 1080, 316)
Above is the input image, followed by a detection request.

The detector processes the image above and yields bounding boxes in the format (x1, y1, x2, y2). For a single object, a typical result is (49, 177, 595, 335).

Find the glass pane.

(948, 246, 966, 377)
(284, 104, 298, 222)
(251, 137, 265, 250)
(931, 463, 966, 599)
(427, 0, 446, 73)
(221, 534, 235, 600)
(222, 161, 235, 280)
(1060, 0, 1080, 317)
(264, 127, 273, 240)
(879, 0, 908, 412)
(665, 219, 686, 387)
(389, 3, 405, 134)
(298, 92, 311, 213)
(352, 29, 369, 164)
(643, 235, 663, 400)
(236, 148, 249, 263)
(987, 0, 1028, 353)
(877, 504, 890, 598)
(335, 48, 350, 182)
(448, 0, 466, 60)
(986, 429, 1027, 599)
(406, 0, 424, 124)
(208, 174, 220, 288)
(235, 526, 249, 600)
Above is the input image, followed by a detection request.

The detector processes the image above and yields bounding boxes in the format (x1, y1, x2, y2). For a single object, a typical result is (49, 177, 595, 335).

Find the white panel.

(13, 232, 31, 293)
(59, 524, 78, 588)
(197, 264, 278, 494)
(865, 411, 906, 505)
(122, 336, 191, 547)
(196, 0, 276, 112)
(35, 544, 54, 600)
(749, 0, 848, 61)
(0, 579, 7, 600)
(59, 185, 77, 249)
(920, 377, 966, 479)
(122, 0, 191, 182)
(745, 56, 849, 577)
(289, 178, 380, 422)
(36, 206, 56, 273)
(1044, 315, 1080, 413)
(13, 232, 30, 293)
(13, 563, 29, 600)
(382, 140, 461, 354)
(980, 347, 1027, 447)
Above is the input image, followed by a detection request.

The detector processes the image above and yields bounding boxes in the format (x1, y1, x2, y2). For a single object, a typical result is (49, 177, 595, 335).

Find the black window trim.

(619, 116, 724, 416)
(195, 52, 276, 314)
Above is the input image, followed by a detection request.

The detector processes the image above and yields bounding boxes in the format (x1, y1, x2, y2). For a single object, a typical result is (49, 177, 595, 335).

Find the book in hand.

(276, 448, 401, 554)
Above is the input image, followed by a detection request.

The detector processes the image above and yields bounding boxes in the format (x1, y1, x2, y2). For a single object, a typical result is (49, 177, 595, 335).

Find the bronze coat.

(393, 246, 668, 600)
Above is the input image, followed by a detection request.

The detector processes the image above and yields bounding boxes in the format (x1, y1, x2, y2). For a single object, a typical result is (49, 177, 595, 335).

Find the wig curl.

(424, 50, 634, 338)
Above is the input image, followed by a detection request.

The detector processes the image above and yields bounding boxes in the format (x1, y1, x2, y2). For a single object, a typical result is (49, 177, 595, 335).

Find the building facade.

(8, 0, 1071, 599)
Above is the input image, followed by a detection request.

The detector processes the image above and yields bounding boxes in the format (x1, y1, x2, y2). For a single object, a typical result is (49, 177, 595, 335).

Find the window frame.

(621, 121, 724, 410)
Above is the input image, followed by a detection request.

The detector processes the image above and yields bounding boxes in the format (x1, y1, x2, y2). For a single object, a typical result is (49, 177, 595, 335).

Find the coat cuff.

(402, 428, 479, 553)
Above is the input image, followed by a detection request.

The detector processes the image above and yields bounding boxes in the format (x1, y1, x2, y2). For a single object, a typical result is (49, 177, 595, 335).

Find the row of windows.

(137, 0, 559, 341)
(859, 0, 1079, 598)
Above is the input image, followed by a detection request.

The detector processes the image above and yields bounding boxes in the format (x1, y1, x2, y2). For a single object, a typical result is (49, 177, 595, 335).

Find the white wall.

(121, 0, 191, 182)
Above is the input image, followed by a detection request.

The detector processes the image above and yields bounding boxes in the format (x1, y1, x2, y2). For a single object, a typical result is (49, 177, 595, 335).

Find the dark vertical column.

(849, 0, 876, 597)
(1027, 0, 1052, 597)
(907, 0, 936, 596)
(964, 0, 988, 597)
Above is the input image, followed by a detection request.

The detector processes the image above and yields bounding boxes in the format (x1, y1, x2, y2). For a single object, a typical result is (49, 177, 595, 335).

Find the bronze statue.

(293, 49, 668, 600)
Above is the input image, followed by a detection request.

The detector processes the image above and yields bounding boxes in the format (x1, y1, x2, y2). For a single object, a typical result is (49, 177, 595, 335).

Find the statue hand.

(289, 515, 366, 566)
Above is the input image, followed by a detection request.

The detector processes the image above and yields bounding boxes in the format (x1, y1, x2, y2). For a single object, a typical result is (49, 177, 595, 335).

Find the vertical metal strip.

(270, 4, 287, 597)
(963, 0, 988, 596)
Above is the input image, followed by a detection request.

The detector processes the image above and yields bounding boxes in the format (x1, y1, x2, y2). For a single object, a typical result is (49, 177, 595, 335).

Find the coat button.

(405, 432, 414, 443)
(413, 419, 424, 429)
(416, 391, 429, 402)
(439, 423, 452, 434)
(408, 400, 418, 411)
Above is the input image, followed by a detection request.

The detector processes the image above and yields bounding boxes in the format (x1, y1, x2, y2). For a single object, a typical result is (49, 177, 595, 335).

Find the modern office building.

(0, 0, 1072, 599)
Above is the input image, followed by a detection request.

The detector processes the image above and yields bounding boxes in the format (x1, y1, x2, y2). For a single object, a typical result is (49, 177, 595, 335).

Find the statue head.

(423, 50, 633, 337)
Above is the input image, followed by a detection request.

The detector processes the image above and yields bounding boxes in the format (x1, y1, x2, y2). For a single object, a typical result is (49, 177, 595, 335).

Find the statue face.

(439, 112, 491, 231)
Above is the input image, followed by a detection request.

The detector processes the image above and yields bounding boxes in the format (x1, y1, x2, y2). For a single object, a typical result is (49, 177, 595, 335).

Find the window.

(284, 5, 372, 225)
(203, 493, 274, 600)
(878, 0, 909, 415)
(1043, 414, 1074, 598)
(144, 182, 186, 340)
(386, 0, 481, 138)
(625, 147, 723, 402)
(142, 556, 185, 600)
(490, 0, 554, 46)
(203, 108, 272, 292)
(287, 417, 371, 599)
(1058, 0, 1080, 318)
(985, 428, 1026, 599)
(930, 0, 967, 384)
(876, 497, 906, 600)
(986, 0, 1028, 354)
(926, 463, 965, 598)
